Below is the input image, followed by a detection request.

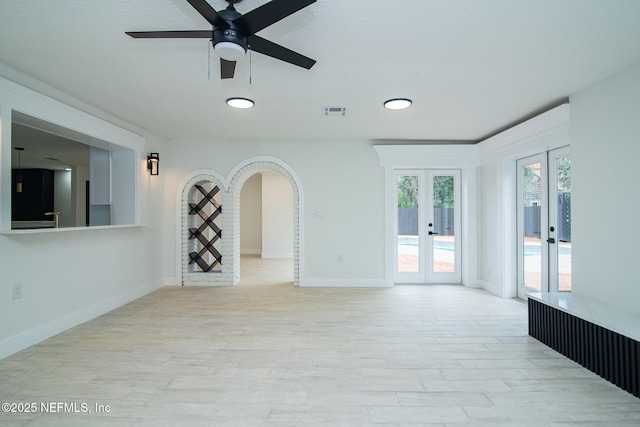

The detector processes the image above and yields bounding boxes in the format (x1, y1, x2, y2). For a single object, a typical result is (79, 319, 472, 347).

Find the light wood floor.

(1, 256, 639, 426)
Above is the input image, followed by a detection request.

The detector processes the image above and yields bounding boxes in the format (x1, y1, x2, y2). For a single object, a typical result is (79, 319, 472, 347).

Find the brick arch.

(228, 158, 303, 286)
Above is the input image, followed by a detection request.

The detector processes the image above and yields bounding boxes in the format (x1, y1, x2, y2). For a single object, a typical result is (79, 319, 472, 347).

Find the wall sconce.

(147, 153, 159, 175)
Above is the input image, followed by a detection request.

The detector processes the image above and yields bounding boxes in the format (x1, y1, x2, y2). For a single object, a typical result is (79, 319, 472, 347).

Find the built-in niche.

(182, 175, 229, 286)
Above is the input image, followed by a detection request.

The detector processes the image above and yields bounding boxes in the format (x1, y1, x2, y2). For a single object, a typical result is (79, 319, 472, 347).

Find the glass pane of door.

(551, 149, 572, 292)
(397, 174, 420, 274)
(517, 154, 548, 299)
(523, 162, 542, 290)
(428, 170, 461, 283)
(517, 149, 570, 299)
(432, 175, 455, 273)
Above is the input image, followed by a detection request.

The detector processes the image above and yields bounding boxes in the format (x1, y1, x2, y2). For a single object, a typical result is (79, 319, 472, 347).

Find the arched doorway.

(228, 158, 303, 286)
(239, 171, 294, 286)
(177, 157, 303, 287)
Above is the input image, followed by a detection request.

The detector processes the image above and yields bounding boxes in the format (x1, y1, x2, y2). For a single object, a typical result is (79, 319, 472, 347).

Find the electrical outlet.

(314, 210, 323, 218)
(12, 283, 22, 300)
(337, 254, 343, 262)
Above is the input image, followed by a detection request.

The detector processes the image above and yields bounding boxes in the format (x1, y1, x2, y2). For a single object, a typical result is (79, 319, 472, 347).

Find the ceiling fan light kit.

(214, 41, 246, 62)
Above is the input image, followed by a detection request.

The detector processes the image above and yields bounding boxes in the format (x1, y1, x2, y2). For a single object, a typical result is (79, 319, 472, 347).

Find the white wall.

(53, 170, 73, 227)
(261, 171, 293, 259)
(5, 56, 638, 361)
(161, 139, 386, 285)
(570, 61, 640, 314)
(375, 145, 480, 287)
(473, 60, 640, 311)
(0, 74, 166, 359)
(477, 163, 497, 283)
(475, 105, 571, 298)
(89, 147, 110, 226)
(240, 173, 262, 255)
(111, 149, 137, 225)
(73, 165, 89, 226)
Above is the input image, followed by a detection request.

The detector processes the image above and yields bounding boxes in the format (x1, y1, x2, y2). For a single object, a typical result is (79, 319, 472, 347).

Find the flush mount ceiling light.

(226, 97, 254, 109)
(384, 98, 412, 110)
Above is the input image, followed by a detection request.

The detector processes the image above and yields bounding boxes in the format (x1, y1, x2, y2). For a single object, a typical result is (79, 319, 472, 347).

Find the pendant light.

(14, 147, 24, 193)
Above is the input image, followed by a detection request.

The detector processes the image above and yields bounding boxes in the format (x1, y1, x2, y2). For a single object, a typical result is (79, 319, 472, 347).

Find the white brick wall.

(180, 162, 301, 286)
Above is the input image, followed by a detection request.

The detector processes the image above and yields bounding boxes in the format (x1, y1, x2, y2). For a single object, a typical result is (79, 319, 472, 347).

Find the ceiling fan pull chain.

(249, 44, 252, 85)
(207, 41, 212, 81)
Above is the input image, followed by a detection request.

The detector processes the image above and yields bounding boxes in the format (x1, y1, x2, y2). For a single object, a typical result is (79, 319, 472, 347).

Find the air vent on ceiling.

(323, 106, 347, 117)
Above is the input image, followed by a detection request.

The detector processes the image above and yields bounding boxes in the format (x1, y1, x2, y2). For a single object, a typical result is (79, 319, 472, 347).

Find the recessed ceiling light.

(226, 97, 254, 109)
(384, 98, 412, 110)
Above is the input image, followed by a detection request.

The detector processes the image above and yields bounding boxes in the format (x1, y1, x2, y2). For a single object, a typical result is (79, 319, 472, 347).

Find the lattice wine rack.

(188, 184, 222, 272)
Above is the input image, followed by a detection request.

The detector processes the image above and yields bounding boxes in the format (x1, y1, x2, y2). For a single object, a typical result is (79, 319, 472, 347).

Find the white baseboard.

(241, 249, 262, 255)
(463, 281, 482, 289)
(182, 282, 234, 287)
(261, 251, 293, 259)
(0, 281, 162, 360)
(475, 278, 504, 297)
(299, 278, 392, 288)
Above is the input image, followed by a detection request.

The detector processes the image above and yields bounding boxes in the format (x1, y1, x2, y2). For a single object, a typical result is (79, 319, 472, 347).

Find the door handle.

(547, 237, 555, 244)
(429, 231, 438, 235)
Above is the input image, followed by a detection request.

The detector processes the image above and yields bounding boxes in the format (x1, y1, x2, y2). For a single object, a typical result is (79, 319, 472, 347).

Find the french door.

(395, 169, 461, 284)
(517, 147, 572, 299)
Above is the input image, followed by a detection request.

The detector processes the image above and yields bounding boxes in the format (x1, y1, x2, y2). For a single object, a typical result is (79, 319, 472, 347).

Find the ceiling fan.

(126, 0, 316, 79)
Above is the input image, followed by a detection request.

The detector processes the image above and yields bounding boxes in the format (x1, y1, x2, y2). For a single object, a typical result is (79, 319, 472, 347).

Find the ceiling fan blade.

(234, 0, 316, 34)
(126, 30, 213, 38)
(186, 0, 227, 27)
(249, 35, 315, 69)
(220, 58, 236, 79)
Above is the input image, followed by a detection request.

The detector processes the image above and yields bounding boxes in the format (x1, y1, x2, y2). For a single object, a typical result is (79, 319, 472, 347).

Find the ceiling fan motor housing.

(211, 6, 248, 58)
(212, 27, 248, 52)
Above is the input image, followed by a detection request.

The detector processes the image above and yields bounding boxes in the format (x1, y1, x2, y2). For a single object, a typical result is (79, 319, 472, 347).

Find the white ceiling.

(2, 0, 640, 142)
